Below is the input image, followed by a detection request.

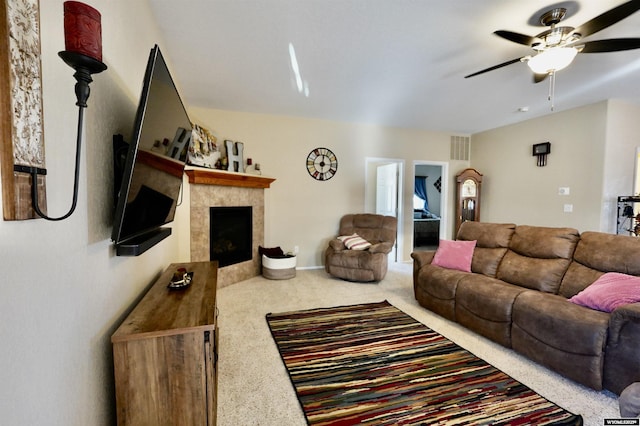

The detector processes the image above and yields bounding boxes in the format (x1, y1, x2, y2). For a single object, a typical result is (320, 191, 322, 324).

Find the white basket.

(262, 254, 296, 280)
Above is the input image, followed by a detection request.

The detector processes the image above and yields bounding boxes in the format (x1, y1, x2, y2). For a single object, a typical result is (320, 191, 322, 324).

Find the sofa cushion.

(569, 272, 640, 313)
(414, 264, 468, 321)
(572, 231, 640, 275)
(498, 252, 572, 293)
(327, 249, 381, 269)
(511, 291, 609, 390)
(559, 231, 640, 298)
(324, 248, 387, 282)
(508, 225, 579, 259)
(469, 247, 509, 278)
(513, 292, 609, 355)
(497, 225, 579, 293)
(558, 261, 604, 299)
(339, 214, 397, 245)
(369, 241, 393, 254)
(457, 222, 515, 277)
(457, 221, 515, 247)
(326, 265, 375, 282)
(455, 276, 526, 347)
(432, 239, 476, 272)
(417, 264, 468, 301)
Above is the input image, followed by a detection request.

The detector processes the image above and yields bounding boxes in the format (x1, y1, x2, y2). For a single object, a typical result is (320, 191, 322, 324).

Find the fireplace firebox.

(209, 206, 252, 267)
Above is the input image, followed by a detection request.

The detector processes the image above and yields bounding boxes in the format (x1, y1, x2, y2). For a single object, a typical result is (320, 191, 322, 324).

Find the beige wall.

(471, 100, 640, 233)
(0, 1, 189, 425)
(189, 108, 468, 266)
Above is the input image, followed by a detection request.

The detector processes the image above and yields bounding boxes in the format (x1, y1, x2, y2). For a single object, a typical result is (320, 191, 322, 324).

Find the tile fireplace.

(186, 168, 275, 288)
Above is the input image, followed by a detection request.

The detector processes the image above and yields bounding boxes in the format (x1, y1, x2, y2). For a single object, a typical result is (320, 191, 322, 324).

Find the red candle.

(63, 1, 102, 62)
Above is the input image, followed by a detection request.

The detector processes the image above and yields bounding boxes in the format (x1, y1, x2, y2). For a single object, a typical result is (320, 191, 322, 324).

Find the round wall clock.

(306, 147, 338, 181)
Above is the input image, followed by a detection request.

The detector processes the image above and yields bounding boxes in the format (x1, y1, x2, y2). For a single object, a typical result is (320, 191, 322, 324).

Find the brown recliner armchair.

(325, 213, 398, 282)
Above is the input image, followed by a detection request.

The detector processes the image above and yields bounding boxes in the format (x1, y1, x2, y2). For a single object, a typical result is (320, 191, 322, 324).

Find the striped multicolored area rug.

(266, 300, 583, 426)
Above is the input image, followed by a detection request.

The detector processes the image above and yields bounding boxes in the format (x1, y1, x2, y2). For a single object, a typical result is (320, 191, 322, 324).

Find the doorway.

(364, 158, 404, 262)
(635, 147, 640, 196)
(413, 161, 448, 251)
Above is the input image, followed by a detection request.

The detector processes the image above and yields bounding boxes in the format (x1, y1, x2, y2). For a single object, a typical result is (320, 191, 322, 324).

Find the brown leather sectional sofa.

(411, 221, 640, 395)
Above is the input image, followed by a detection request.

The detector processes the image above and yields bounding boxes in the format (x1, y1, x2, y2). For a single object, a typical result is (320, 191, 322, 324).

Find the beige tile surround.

(187, 169, 273, 288)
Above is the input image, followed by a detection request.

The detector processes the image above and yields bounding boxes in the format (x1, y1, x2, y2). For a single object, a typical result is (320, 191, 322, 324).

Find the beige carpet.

(216, 262, 620, 425)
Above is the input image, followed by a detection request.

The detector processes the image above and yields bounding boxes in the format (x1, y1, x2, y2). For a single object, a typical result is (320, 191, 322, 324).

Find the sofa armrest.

(369, 241, 393, 254)
(411, 251, 436, 270)
(605, 302, 640, 393)
(328, 238, 346, 251)
(609, 302, 640, 345)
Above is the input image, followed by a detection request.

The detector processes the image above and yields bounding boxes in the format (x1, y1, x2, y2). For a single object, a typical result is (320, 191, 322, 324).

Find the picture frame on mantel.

(0, 0, 47, 220)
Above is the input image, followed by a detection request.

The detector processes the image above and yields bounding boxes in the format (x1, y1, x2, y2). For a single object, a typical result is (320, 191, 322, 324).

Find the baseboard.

(297, 262, 410, 271)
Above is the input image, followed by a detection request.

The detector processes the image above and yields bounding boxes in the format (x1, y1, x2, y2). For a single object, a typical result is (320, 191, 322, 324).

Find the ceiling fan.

(465, 0, 640, 88)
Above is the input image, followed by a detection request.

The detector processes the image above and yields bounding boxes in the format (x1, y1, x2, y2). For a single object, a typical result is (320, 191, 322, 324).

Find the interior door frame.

(634, 147, 640, 196)
(413, 160, 449, 245)
(364, 157, 404, 263)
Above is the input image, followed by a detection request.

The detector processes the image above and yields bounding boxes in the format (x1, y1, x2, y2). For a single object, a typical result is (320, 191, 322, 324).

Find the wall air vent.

(450, 136, 470, 161)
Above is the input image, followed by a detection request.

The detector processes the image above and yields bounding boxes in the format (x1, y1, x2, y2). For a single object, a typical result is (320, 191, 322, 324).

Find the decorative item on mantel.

(245, 158, 262, 175)
(12, 1, 107, 221)
(187, 124, 220, 169)
(225, 140, 245, 172)
(186, 124, 263, 175)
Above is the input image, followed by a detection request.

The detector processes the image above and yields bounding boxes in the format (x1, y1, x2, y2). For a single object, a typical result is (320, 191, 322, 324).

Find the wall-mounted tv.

(111, 45, 192, 256)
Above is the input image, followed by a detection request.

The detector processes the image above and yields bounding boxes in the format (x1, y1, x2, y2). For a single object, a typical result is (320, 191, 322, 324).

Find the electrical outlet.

(564, 204, 573, 213)
(294, 245, 299, 254)
(558, 187, 570, 195)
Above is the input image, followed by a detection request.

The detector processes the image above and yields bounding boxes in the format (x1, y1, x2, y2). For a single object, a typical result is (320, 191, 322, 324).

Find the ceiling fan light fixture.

(527, 47, 578, 74)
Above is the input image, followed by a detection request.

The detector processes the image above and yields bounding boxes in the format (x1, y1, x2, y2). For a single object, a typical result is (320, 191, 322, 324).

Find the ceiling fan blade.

(465, 57, 524, 78)
(533, 73, 549, 83)
(579, 38, 640, 52)
(494, 30, 540, 46)
(572, 0, 640, 39)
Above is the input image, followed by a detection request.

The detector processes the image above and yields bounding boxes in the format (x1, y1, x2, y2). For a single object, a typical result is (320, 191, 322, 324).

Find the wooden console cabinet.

(111, 261, 218, 425)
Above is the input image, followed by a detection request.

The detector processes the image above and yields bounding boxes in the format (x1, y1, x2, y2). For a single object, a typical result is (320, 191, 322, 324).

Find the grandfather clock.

(455, 168, 483, 235)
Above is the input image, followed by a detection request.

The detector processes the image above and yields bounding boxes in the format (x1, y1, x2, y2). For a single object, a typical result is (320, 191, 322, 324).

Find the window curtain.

(414, 176, 429, 212)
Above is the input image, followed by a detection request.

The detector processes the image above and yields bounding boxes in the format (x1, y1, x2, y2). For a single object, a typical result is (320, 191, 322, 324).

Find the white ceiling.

(148, 0, 640, 134)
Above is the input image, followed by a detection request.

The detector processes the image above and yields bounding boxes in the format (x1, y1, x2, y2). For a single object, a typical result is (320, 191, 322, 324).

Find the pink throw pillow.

(569, 272, 640, 313)
(432, 239, 476, 272)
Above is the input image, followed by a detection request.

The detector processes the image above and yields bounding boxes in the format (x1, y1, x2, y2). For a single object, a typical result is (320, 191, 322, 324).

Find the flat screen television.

(112, 45, 192, 256)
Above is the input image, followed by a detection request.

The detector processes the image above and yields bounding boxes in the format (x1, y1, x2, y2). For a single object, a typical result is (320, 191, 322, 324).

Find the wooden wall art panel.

(1, 0, 46, 220)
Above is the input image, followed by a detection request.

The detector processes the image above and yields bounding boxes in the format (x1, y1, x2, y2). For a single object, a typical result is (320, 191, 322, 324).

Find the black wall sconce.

(15, 1, 106, 221)
(532, 142, 551, 167)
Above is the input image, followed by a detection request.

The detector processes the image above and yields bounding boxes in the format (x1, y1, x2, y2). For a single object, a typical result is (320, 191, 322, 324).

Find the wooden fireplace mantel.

(185, 167, 275, 189)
